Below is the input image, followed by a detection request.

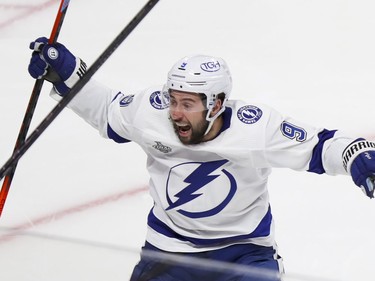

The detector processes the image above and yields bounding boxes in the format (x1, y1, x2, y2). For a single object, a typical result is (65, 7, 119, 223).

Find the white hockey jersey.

(54, 80, 354, 252)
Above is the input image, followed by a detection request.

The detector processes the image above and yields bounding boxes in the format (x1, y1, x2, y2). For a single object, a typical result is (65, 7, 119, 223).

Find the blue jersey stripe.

(308, 129, 337, 174)
(107, 124, 130, 143)
(147, 206, 273, 246)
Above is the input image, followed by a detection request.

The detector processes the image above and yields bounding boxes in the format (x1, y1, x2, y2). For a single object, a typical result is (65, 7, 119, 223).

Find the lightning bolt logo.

(243, 109, 257, 118)
(237, 105, 263, 124)
(166, 159, 237, 218)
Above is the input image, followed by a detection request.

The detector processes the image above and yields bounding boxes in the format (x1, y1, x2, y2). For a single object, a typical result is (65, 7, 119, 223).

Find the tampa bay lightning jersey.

(54, 80, 354, 252)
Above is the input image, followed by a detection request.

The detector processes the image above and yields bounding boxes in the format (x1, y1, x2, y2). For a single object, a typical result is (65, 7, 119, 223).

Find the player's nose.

(170, 107, 184, 121)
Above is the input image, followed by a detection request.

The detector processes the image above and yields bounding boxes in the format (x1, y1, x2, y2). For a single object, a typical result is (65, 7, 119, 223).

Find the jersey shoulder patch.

(237, 105, 263, 124)
(149, 91, 169, 110)
(119, 94, 135, 107)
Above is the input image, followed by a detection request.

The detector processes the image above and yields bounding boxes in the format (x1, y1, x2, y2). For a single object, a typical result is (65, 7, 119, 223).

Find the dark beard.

(169, 116, 209, 145)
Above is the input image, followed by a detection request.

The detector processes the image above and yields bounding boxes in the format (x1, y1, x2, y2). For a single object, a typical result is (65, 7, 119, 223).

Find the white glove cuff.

(342, 140, 375, 173)
(65, 57, 87, 88)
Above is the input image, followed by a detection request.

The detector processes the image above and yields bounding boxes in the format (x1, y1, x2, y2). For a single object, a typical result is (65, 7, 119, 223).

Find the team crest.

(119, 94, 134, 107)
(166, 159, 237, 219)
(150, 91, 169, 109)
(237, 105, 263, 124)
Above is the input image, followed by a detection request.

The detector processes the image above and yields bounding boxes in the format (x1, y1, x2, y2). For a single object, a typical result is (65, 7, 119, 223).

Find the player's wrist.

(342, 139, 375, 173)
(53, 58, 87, 96)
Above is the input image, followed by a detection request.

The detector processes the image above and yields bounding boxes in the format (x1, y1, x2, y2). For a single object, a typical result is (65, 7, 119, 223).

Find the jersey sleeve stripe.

(307, 129, 337, 174)
(107, 123, 130, 143)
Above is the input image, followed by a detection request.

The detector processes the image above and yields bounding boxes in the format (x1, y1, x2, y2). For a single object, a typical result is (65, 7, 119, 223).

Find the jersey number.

(281, 121, 307, 142)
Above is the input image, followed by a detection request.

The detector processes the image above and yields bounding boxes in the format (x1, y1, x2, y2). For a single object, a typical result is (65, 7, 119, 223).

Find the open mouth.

(175, 123, 191, 137)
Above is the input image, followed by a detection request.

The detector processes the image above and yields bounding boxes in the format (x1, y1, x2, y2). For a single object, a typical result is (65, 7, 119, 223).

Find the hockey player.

(27, 37, 375, 281)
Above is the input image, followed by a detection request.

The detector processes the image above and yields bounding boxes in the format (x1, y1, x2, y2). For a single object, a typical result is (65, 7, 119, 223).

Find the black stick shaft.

(0, 0, 160, 181)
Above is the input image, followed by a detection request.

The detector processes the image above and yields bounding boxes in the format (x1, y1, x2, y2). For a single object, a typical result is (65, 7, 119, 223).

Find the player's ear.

(210, 98, 223, 117)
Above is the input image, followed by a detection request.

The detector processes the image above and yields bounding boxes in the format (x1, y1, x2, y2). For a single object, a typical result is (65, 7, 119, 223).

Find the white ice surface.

(1, 0, 375, 280)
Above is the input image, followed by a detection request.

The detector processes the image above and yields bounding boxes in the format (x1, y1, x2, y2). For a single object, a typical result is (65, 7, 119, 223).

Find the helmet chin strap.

(204, 105, 225, 136)
(204, 119, 214, 136)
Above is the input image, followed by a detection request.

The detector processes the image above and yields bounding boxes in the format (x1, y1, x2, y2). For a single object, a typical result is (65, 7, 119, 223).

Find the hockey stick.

(0, 0, 159, 187)
(0, 0, 71, 217)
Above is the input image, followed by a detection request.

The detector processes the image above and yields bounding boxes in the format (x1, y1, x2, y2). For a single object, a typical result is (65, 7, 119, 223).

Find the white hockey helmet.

(165, 55, 232, 123)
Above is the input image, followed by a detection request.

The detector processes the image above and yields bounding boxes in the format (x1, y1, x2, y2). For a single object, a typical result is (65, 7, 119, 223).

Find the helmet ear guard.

(204, 92, 227, 122)
(164, 55, 232, 133)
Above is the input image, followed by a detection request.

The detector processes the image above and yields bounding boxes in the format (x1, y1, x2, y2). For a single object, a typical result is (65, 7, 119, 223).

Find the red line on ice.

(0, 185, 148, 243)
(0, 0, 57, 30)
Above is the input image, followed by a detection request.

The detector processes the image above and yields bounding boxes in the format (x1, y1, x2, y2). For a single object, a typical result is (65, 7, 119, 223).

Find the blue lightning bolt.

(167, 159, 229, 210)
